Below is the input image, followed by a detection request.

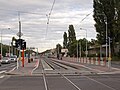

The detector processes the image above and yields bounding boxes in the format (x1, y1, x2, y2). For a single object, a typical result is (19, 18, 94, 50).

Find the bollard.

(90, 57, 91, 64)
(98, 57, 100, 65)
(104, 57, 106, 66)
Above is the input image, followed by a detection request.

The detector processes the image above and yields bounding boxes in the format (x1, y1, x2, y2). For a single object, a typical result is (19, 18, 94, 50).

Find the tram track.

(41, 59, 82, 90)
(40, 58, 118, 90)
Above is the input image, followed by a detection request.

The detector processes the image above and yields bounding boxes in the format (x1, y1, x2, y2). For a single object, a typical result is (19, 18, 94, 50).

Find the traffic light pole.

(22, 49, 24, 67)
(17, 12, 22, 69)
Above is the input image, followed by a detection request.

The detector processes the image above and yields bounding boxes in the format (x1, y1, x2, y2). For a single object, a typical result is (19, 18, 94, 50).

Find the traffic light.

(22, 41, 26, 49)
(14, 39, 19, 48)
(14, 39, 26, 50)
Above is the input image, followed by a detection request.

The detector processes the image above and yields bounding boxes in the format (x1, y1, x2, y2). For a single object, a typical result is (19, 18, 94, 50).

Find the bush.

(112, 56, 120, 61)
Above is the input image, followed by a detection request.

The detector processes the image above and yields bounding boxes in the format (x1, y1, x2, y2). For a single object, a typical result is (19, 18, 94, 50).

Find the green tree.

(63, 32, 67, 48)
(67, 40, 76, 57)
(67, 25, 76, 56)
(114, 0, 120, 42)
(93, 0, 118, 55)
(68, 25, 76, 44)
(56, 43, 62, 54)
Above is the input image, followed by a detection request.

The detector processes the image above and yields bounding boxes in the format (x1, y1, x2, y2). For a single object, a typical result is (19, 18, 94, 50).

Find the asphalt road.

(0, 63, 16, 72)
(0, 57, 120, 90)
(0, 74, 120, 90)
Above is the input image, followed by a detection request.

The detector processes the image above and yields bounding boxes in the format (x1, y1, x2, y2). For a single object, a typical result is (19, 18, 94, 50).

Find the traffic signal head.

(14, 39, 26, 50)
(22, 41, 26, 49)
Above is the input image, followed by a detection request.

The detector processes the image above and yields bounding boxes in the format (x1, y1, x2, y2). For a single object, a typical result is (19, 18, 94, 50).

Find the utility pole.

(108, 37, 111, 70)
(9, 42, 11, 57)
(1, 30, 2, 59)
(80, 41, 81, 62)
(85, 29, 87, 62)
(17, 11, 22, 69)
(105, 16, 108, 63)
(77, 40, 78, 62)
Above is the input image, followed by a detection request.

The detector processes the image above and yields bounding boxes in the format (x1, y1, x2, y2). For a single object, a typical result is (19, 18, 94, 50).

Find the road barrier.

(62, 57, 108, 67)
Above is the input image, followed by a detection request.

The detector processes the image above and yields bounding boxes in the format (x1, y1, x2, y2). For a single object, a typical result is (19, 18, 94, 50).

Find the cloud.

(0, 0, 96, 52)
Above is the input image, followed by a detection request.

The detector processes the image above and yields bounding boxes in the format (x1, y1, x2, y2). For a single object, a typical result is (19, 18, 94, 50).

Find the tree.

(68, 25, 76, 44)
(67, 25, 76, 56)
(93, 0, 119, 55)
(89, 39, 99, 46)
(114, 0, 120, 42)
(56, 43, 62, 54)
(63, 32, 67, 48)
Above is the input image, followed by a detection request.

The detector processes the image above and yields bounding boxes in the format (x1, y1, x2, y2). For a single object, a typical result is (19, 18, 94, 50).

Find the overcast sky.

(0, 0, 96, 52)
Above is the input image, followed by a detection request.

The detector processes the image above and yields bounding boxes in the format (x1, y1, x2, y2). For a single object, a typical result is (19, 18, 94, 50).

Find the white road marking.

(62, 74, 82, 90)
(10, 65, 16, 67)
(112, 67, 120, 70)
(41, 59, 53, 71)
(85, 76, 116, 90)
(43, 71, 48, 90)
(0, 70, 6, 74)
(8, 67, 16, 73)
(0, 70, 6, 79)
(31, 59, 39, 75)
(0, 75, 5, 78)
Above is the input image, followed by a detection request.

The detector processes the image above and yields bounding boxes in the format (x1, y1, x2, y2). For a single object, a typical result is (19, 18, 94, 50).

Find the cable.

(46, 0, 56, 25)
(45, 0, 56, 37)
(75, 11, 93, 28)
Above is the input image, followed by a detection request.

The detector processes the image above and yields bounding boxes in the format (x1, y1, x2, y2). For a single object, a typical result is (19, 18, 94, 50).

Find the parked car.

(0, 57, 10, 64)
(9, 56, 17, 62)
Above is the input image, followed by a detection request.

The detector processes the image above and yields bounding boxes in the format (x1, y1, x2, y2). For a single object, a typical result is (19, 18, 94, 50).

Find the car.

(9, 56, 17, 62)
(0, 57, 10, 64)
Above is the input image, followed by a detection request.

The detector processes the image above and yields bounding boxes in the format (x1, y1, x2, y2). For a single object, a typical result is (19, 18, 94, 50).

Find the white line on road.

(8, 67, 16, 73)
(43, 71, 48, 90)
(0, 70, 6, 79)
(10, 65, 16, 67)
(0, 75, 5, 78)
(31, 59, 39, 75)
(62, 74, 82, 90)
(85, 76, 116, 90)
(41, 59, 53, 70)
(0, 70, 6, 74)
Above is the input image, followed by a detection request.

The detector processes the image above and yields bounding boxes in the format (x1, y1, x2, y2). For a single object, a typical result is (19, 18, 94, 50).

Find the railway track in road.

(40, 58, 118, 90)
(0, 57, 119, 90)
(41, 59, 82, 90)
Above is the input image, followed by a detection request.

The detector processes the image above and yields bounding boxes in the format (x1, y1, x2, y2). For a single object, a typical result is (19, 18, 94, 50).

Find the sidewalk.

(8, 58, 39, 75)
(58, 57, 120, 74)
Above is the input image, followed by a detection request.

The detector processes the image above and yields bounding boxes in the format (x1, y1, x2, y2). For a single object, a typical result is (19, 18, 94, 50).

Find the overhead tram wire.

(75, 11, 93, 28)
(46, 0, 56, 37)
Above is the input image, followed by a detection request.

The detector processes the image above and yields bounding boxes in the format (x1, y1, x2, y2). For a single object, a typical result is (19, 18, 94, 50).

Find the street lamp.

(96, 13, 108, 62)
(0, 28, 10, 59)
(80, 28, 87, 61)
(77, 40, 81, 62)
(77, 40, 79, 62)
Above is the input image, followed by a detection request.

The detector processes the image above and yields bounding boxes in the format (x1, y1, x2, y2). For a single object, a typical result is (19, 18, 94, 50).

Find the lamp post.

(80, 28, 87, 61)
(77, 40, 79, 62)
(79, 41, 82, 62)
(97, 13, 108, 65)
(104, 16, 108, 64)
(1, 30, 2, 59)
(0, 28, 10, 59)
(108, 37, 111, 70)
